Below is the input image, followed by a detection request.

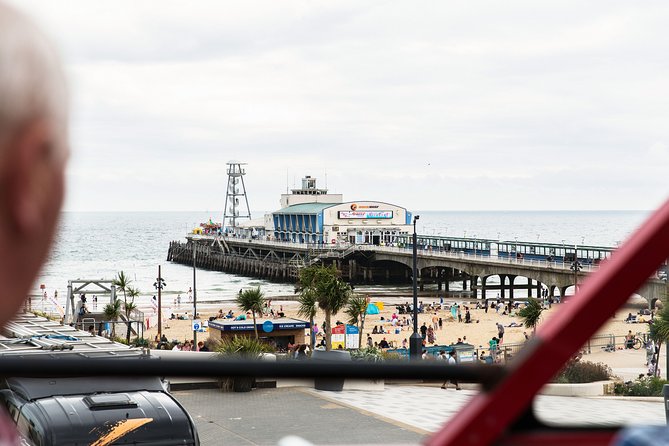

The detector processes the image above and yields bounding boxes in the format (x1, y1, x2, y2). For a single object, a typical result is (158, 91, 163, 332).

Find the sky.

(13, 0, 669, 213)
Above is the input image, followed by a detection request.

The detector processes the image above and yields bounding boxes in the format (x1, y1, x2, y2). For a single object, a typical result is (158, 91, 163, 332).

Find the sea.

(34, 210, 651, 314)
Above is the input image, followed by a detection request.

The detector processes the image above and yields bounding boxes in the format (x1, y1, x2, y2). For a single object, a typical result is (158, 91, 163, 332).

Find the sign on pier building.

(273, 201, 413, 245)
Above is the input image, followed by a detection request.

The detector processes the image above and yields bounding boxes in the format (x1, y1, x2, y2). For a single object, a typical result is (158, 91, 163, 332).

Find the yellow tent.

(374, 302, 384, 310)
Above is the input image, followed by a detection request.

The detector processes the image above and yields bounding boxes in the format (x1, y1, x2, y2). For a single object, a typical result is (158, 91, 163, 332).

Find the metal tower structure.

(222, 161, 252, 232)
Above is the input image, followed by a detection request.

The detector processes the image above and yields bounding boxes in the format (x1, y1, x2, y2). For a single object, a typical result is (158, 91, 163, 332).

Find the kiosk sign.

(338, 210, 393, 219)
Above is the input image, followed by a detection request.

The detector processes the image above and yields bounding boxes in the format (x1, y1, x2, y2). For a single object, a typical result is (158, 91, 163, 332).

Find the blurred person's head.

(0, 1, 68, 326)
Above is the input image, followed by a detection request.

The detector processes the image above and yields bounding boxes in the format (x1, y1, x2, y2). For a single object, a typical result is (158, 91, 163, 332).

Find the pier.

(167, 235, 667, 307)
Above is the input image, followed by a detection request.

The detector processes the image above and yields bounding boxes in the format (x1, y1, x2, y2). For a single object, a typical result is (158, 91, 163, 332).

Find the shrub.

(381, 350, 403, 361)
(552, 360, 611, 383)
(112, 336, 129, 345)
(349, 347, 404, 362)
(215, 335, 275, 358)
(614, 376, 669, 396)
(131, 337, 150, 348)
(350, 347, 385, 362)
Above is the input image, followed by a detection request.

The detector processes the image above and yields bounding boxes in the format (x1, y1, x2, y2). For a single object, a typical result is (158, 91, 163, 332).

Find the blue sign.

(346, 325, 359, 335)
(211, 320, 310, 332)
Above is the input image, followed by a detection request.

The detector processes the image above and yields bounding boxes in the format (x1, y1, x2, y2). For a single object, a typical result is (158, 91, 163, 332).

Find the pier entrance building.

(270, 176, 413, 245)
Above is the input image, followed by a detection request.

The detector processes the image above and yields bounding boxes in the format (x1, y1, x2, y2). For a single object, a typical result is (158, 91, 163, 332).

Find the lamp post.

(570, 244, 582, 298)
(409, 215, 422, 360)
(193, 241, 198, 348)
(153, 266, 166, 340)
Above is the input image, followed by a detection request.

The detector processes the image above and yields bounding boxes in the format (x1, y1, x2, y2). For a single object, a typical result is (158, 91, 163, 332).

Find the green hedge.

(615, 376, 669, 396)
(552, 360, 611, 383)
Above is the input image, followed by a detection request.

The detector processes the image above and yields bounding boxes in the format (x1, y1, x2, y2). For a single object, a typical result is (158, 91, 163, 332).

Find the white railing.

(191, 234, 601, 274)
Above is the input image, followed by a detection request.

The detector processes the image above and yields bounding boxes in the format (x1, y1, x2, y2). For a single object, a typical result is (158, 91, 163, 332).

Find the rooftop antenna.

(222, 161, 252, 233)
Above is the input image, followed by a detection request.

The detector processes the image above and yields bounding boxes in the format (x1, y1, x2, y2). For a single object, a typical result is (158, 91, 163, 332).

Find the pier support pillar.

(419, 270, 424, 291)
(508, 275, 517, 304)
(549, 285, 556, 298)
(481, 276, 487, 301)
(500, 275, 506, 299)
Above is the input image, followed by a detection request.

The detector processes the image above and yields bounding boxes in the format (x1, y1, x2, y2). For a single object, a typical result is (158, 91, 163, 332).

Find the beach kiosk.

(208, 317, 310, 350)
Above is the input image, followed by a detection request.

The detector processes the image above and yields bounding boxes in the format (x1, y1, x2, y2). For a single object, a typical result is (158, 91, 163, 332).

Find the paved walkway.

(309, 384, 666, 433)
(175, 383, 666, 445)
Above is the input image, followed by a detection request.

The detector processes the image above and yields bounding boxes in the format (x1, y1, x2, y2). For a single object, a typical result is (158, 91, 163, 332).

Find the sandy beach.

(146, 296, 658, 379)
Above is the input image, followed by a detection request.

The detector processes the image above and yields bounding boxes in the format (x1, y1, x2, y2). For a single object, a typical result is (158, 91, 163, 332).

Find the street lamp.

(570, 244, 582, 298)
(409, 215, 422, 360)
(153, 266, 166, 340)
(193, 241, 198, 347)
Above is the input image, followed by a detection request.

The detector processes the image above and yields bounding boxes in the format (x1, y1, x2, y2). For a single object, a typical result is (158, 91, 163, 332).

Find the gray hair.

(0, 1, 68, 158)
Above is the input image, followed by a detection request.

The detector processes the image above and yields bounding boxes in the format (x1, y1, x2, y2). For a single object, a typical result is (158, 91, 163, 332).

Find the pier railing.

(193, 235, 601, 274)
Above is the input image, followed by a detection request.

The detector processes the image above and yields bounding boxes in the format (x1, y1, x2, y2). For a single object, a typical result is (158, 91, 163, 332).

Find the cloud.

(11, 0, 669, 212)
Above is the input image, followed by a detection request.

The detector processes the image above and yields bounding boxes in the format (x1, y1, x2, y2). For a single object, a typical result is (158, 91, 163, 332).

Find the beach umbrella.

(366, 303, 380, 315)
(375, 302, 384, 310)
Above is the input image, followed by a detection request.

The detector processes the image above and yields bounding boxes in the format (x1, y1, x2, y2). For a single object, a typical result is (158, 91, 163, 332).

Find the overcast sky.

(13, 1, 669, 213)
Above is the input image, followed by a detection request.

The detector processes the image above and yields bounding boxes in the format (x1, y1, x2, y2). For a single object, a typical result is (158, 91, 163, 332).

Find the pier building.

(271, 176, 413, 245)
(167, 170, 668, 308)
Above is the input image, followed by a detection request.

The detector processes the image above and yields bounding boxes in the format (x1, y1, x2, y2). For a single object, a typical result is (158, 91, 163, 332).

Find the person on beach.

(489, 337, 499, 361)
(441, 350, 461, 390)
(420, 323, 428, 339)
(427, 326, 435, 344)
(496, 322, 505, 344)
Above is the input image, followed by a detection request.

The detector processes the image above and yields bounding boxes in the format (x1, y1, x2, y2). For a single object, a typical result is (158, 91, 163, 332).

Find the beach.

(145, 296, 658, 378)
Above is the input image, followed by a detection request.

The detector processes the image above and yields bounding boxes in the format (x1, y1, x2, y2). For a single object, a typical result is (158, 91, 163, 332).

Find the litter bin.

(311, 349, 351, 391)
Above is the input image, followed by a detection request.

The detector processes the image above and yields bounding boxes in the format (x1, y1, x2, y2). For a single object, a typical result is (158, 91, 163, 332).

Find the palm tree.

(103, 298, 122, 339)
(236, 287, 265, 339)
(113, 271, 136, 343)
(297, 289, 318, 350)
(517, 297, 543, 335)
(345, 294, 368, 348)
(113, 271, 131, 302)
(124, 286, 140, 343)
(649, 300, 669, 376)
(298, 264, 352, 351)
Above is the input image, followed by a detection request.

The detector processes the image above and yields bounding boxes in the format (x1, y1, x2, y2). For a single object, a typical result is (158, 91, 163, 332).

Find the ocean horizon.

(35, 209, 652, 313)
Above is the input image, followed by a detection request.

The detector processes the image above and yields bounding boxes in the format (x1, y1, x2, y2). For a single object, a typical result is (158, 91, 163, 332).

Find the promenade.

(175, 384, 665, 445)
